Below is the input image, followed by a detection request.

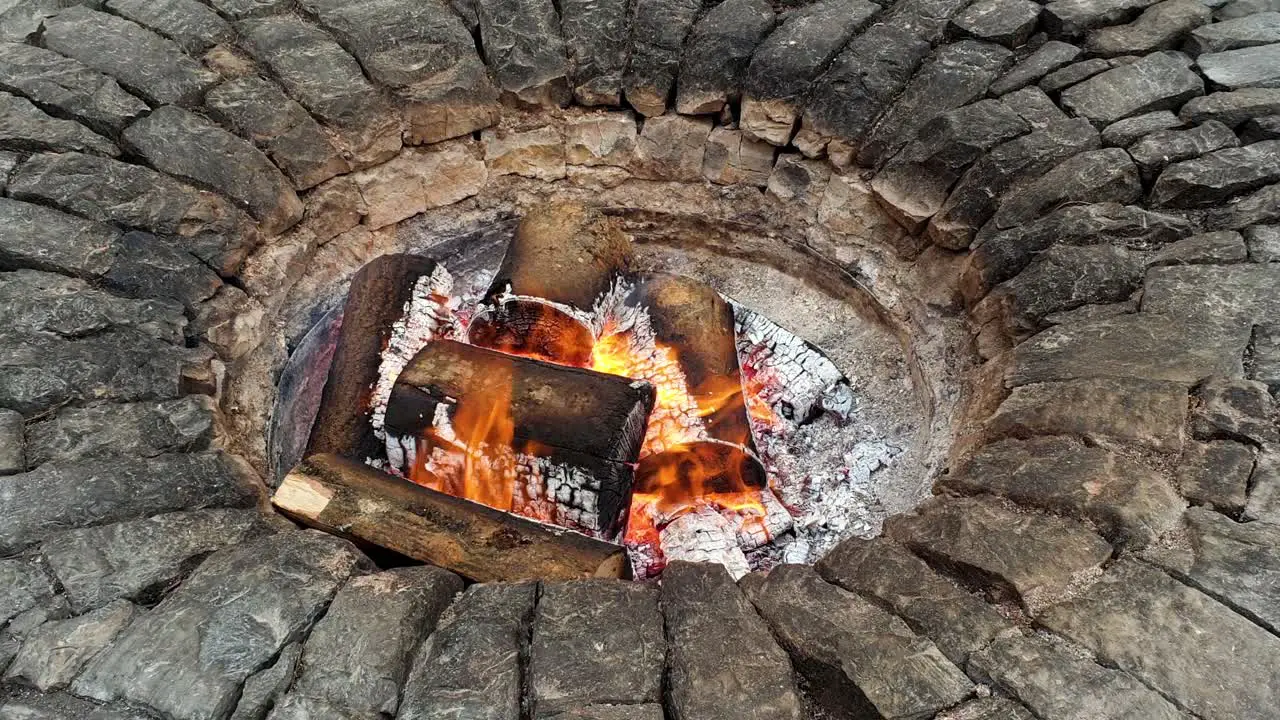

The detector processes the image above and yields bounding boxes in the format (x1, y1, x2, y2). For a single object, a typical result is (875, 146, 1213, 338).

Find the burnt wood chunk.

(273, 454, 631, 582)
(308, 254, 438, 462)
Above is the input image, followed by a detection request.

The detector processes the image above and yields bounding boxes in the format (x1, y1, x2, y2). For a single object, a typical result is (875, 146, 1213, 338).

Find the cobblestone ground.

(1, 0, 1279, 718)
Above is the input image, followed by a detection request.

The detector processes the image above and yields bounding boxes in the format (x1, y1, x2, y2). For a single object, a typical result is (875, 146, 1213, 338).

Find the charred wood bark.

(273, 454, 631, 582)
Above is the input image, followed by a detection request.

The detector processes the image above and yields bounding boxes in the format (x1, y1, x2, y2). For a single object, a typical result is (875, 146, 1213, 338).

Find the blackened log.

(307, 254, 436, 460)
(273, 454, 630, 581)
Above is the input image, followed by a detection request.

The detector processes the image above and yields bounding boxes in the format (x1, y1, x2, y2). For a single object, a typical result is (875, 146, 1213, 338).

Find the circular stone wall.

(0, 0, 1278, 718)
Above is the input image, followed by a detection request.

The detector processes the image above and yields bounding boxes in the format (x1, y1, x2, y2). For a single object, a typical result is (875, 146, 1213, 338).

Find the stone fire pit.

(1, 0, 1278, 718)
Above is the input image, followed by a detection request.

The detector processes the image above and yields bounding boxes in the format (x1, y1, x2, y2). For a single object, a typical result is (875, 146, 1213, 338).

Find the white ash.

(471, 286, 597, 340)
(659, 508, 751, 580)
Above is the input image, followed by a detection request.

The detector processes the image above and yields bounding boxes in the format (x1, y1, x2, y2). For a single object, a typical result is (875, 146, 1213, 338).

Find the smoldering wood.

(307, 254, 437, 461)
(272, 454, 631, 582)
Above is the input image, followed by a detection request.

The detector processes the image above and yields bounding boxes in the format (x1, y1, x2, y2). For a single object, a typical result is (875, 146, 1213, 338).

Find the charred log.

(273, 454, 630, 582)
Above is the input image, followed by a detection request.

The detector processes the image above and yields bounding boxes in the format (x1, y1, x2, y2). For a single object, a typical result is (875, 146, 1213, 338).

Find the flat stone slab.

(817, 536, 1010, 665)
(1100, 109, 1184, 145)
(661, 561, 803, 720)
(0, 452, 258, 555)
(1189, 11, 1280, 54)
(1151, 139, 1280, 207)
(1059, 52, 1203, 126)
(39, 508, 261, 613)
(743, 564, 973, 719)
(1192, 376, 1279, 444)
(631, 114, 713, 182)
(0, 692, 154, 720)
(399, 582, 536, 720)
(1181, 87, 1280, 127)
(702, 127, 775, 187)
(1176, 440, 1255, 512)
(0, 556, 56, 628)
(1244, 451, 1280, 523)
(1039, 559, 1280, 719)
(1086, 0, 1210, 56)
(949, 0, 1041, 47)
(0, 269, 186, 346)
(1128, 120, 1240, 179)
(992, 147, 1142, 229)
(942, 437, 1184, 547)
(0, 42, 147, 136)
(0, 92, 117, 157)
(1150, 230, 1248, 265)
(1043, 0, 1161, 36)
(530, 580, 665, 717)
(970, 633, 1190, 719)
(674, 0, 775, 115)
(560, 0, 630, 106)
(0, 408, 21, 475)
(24, 396, 213, 467)
(622, 0, 702, 116)
(475, 0, 570, 107)
(1198, 43, 1280, 89)
(73, 531, 368, 720)
(104, 0, 233, 54)
(1143, 263, 1280, 324)
(990, 40, 1081, 95)
(4, 599, 139, 691)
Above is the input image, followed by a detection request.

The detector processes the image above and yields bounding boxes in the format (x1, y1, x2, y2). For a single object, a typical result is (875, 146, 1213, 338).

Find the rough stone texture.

(1143, 263, 1280, 324)
(281, 567, 462, 717)
(559, 0, 629, 106)
(743, 564, 972, 719)
(942, 437, 1185, 546)
(1217, 0, 1280, 18)
(950, 0, 1041, 47)
(1244, 451, 1280, 522)
(1206, 181, 1280, 229)
(1191, 376, 1279, 444)
(1151, 139, 1280, 207)
(0, 692, 154, 720)
(349, 142, 487, 229)
(105, 0, 232, 54)
(675, 0, 775, 115)
(0, 269, 187, 345)
(631, 114, 713, 182)
(1007, 312, 1250, 386)
(1087, 0, 1211, 56)
(123, 106, 303, 235)
(563, 113, 636, 167)
(766, 154, 831, 209)
(661, 561, 802, 720)
(41, 7, 216, 106)
(740, 0, 880, 144)
(1189, 12, 1280, 56)
(475, 0, 569, 107)
(399, 582, 536, 720)
(24, 396, 213, 467)
(1180, 88, 1280, 128)
(73, 531, 367, 720)
(1040, 559, 1280, 719)
(990, 41, 1081, 95)
(1198, 44, 1280, 90)
(1000, 86, 1070, 129)
(205, 77, 348, 191)
(236, 15, 401, 168)
(935, 698, 1035, 720)
(4, 599, 139, 691)
(928, 118, 1100, 249)
(0, 557, 56, 629)
(623, 0, 702, 116)
(1244, 223, 1280, 260)
(970, 633, 1190, 720)
(1100, 109, 1184, 145)
(0, 92, 117, 157)
(0, 408, 23, 475)
(1040, 58, 1112, 93)
(859, 40, 1012, 169)
(1149, 230, 1249, 264)
(1176, 439, 1255, 512)
(0, 452, 258, 554)
(1240, 114, 1280, 142)
(231, 643, 302, 720)
(530, 580, 664, 717)
(547, 707, 664, 720)
(702, 127, 775, 187)
(0, 42, 147, 136)
(1059, 52, 1203, 126)
(885, 495, 1113, 607)
(1042, 0, 1162, 36)
(483, 126, 566, 181)
(1128, 120, 1240, 180)
(207, 0, 293, 18)
(992, 148, 1142, 229)
(817, 536, 1010, 665)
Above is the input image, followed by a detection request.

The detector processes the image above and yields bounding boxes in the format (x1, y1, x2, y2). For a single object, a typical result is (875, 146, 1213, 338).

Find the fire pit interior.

(270, 200, 931, 581)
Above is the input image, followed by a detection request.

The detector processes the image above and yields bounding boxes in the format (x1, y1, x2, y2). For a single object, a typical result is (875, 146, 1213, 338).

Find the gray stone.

(992, 148, 1142, 228)
(675, 0, 775, 115)
(1192, 376, 1279, 443)
(1040, 57, 1112, 92)
(25, 396, 213, 467)
(0, 91, 116, 157)
(927, 118, 1100, 249)
(1246, 224, 1280, 260)
(942, 436, 1185, 546)
(1100, 109, 1184, 145)
(0, 269, 186, 345)
(0, 42, 147, 136)
(1180, 87, 1280, 127)
(631, 113, 713, 182)
(530, 580, 664, 717)
(560, 0, 629, 106)
(42, 6, 216, 106)
(662, 561, 803, 720)
(1149, 230, 1250, 264)
(883, 0, 977, 40)
(0, 692, 155, 720)
(1087, 0, 1211, 56)
(859, 40, 1012, 168)
(40, 508, 260, 613)
(4, 600, 138, 691)
(970, 633, 1190, 720)
(702, 127, 775, 186)
(740, 0, 880, 144)
(399, 582, 536, 720)
(885, 495, 1113, 608)
(990, 40, 1081, 95)
(1198, 43, 1280, 89)
(935, 698, 1035, 720)
(1143, 263, 1280, 324)
(1217, 0, 1280, 17)
(205, 0, 291, 18)
(545, 707, 664, 720)
(123, 106, 303, 236)
(623, 0, 701, 116)
(0, 557, 55, 628)
(1042, 0, 1161, 36)
(105, 230, 223, 308)
(1240, 114, 1280, 142)
(999, 86, 1070, 128)
(1129, 120, 1240, 180)
(1206, 181, 1280, 228)
(950, 0, 1041, 47)
(0, 0, 86, 43)
(0, 408, 22, 475)
(236, 15, 401, 168)
(1188, 11, 1280, 54)
(232, 643, 302, 720)
(0, 452, 258, 554)
(476, 0, 569, 107)
(817, 536, 1011, 665)
(205, 78, 348, 191)
(104, 0, 232, 53)
(1176, 439, 1256, 512)
(766, 154, 831, 208)
(73, 531, 368, 720)
(1039, 559, 1280, 719)
(1060, 52, 1203, 126)
(1244, 451, 1280, 521)
(743, 564, 972, 719)
(1007, 312, 1251, 385)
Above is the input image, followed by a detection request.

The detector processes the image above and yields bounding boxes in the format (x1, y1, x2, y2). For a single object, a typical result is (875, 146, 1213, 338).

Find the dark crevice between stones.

(518, 581, 541, 720)
(1138, 554, 1280, 643)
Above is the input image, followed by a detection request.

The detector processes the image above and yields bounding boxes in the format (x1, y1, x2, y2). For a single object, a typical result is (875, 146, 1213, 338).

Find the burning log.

(468, 201, 632, 366)
(384, 339, 656, 537)
(273, 454, 630, 582)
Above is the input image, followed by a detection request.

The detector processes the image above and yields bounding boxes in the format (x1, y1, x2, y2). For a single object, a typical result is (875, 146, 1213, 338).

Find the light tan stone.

(702, 126, 775, 187)
(740, 97, 798, 146)
(483, 125, 566, 181)
(564, 113, 637, 167)
(631, 114, 713, 182)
